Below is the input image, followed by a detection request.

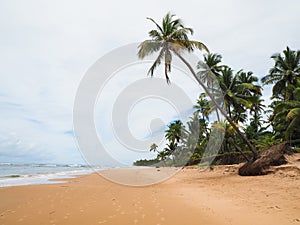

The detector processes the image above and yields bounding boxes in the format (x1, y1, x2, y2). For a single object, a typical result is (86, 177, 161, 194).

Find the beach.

(0, 154, 299, 225)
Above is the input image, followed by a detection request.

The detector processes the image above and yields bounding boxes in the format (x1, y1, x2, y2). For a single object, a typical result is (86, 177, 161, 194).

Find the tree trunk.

(238, 142, 292, 176)
(215, 108, 220, 122)
(173, 51, 258, 159)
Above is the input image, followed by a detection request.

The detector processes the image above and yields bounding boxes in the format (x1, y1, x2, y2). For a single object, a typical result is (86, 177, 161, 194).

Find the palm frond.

(286, 108, 300, 120)
(187, 40, 209, 53)
(285, 117, 300, 140)
(272, 79, 286, 96)
(146, 17, 164, 35)
(147, 47, 166, 77)
(170, 27, 193, 40)
(148, 30, 162, 40)
(138, 40, 162, 59)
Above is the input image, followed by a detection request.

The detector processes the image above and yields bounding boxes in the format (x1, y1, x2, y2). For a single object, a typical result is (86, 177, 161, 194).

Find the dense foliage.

(133, 14, 300, 167)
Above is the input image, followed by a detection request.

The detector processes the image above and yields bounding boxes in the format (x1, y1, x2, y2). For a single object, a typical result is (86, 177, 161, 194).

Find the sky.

(0, 0, 299, 165)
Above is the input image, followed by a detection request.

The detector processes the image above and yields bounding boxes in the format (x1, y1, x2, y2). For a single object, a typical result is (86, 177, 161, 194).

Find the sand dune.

(0, 154, 299, 225)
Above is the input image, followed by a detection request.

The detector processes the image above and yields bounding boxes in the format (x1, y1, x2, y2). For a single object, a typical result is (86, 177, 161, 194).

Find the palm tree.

(198, 53, 223, 91)
(149, 143, 158, 153)
(163, 142, 177, 164)
(236, 71, 262, 97)
(165, 120, 185, 144)
(200, 53, 223, 122)
(285, 100, 300, 141)
(263, 47, 300, 143)
(193, 93, 211, 121)
(138, 12, 209, 84)
(184, 110, 209, 159)
(273, 86, 300, 141)
(262, 47, 300, 101)
(249, 98, 265, 133)
(157, 150, 168, 162)
(202, 53, 222, 77)
(217, 67, 260, 124)
(138, 13, 258, 158)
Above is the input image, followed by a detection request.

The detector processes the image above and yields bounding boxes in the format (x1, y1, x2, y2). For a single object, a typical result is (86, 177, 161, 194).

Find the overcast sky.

(0, 0, 299, 165)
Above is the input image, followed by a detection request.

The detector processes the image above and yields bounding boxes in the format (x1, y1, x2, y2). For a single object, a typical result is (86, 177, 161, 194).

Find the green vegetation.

(133, 13, 300, 169)
(133, 158, 160, 166)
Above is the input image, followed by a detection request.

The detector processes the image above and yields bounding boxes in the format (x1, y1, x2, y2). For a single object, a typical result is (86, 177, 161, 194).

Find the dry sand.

(0, 154, 300, 225)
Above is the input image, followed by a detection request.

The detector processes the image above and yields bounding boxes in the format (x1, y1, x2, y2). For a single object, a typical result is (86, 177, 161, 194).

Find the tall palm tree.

(285, 100, 300, 140)
(138, 13, 258, 158)
(202, 53, 222, 77)
(185, 110, 209, 156)
(273, 86, 300, 141)
(138, 12, 209, 84)
(249, 98, 265, 132)
(200, 53, 223, 122)
(262, 47, 300, 101)
(236, 71, 262, 97)
(217, 67, 260, 124)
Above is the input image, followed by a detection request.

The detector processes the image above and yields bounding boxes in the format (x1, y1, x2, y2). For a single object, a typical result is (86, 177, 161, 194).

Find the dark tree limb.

(238, 142, 292, 176)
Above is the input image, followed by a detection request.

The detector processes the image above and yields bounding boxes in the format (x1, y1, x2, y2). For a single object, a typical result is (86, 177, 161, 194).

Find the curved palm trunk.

(174, 51, 258, 159)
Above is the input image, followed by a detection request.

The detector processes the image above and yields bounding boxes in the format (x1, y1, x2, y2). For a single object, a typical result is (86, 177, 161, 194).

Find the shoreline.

(0, 155, 299, 225)
(0, 168, 94, 188)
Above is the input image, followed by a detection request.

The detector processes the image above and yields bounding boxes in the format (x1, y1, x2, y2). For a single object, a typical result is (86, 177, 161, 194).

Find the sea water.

(0, 163, 95, 187)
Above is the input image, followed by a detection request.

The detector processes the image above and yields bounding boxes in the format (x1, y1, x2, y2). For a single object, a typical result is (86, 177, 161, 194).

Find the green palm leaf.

(138, 40, 162, 59)
(286, 108, 300, 120)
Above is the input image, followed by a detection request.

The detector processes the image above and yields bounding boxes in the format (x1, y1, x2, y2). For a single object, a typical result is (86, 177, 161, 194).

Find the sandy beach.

(0, 154, 299, 225)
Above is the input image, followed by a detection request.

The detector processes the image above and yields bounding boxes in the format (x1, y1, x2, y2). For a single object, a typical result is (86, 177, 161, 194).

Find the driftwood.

(238, 142, 293, 176)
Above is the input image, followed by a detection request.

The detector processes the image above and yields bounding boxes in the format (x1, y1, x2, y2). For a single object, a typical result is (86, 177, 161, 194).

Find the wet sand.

(0, 154, 299, 225)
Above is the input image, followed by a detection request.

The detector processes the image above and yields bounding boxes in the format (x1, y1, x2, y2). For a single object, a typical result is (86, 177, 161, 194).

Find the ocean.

(0, 163, 95, 187)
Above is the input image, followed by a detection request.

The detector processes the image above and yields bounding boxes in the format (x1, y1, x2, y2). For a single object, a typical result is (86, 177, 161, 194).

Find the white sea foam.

(0, 164, 95, 187)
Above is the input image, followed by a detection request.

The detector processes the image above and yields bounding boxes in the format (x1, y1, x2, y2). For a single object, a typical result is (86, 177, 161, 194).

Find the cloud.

(0, 0, 299, 164)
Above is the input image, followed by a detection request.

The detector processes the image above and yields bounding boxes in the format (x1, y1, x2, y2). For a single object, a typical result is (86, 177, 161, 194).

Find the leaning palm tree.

(138, 13, 209, 84)
(138, 13, 258, 158)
